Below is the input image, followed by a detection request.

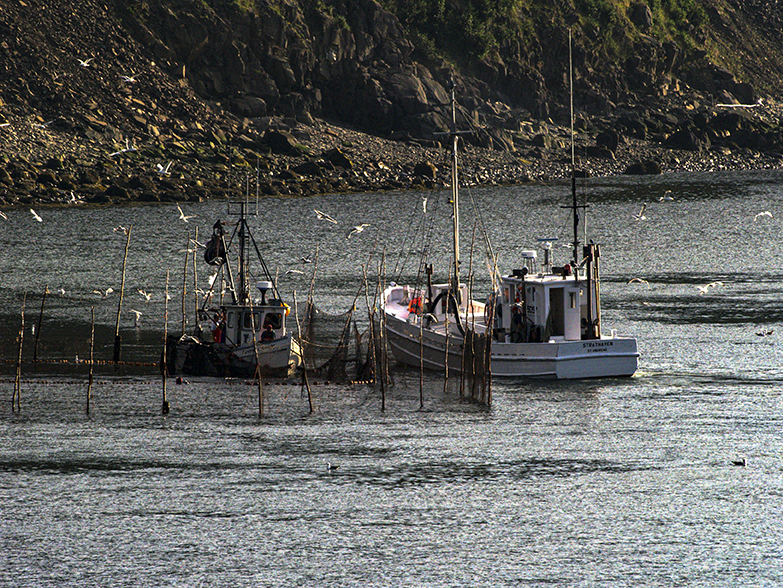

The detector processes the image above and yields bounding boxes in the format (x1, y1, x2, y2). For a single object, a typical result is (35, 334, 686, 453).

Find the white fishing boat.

(168, 201, 301, 377)
(383, 63, 638, 379)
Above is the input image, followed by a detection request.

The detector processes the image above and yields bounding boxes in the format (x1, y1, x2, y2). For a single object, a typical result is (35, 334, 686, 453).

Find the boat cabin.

(492, 249, 599, 344)
(207, 280, 288, 346)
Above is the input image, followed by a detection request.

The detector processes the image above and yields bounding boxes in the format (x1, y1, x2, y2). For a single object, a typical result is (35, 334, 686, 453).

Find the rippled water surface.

(2, 170, 783, 587)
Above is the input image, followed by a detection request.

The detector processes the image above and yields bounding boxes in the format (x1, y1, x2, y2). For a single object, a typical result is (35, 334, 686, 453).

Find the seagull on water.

(696, 281, 723, 294)
(753, 210, 773, 222)
(314, 209, 338, 224)
(756, 328, 774, 337)
(658, 190, 674, 202)
(327, 462, 340, 471)
(633, 203, 647, 221)
(732, 457, 746, 467)
(30, 209, 43, 222)
(627, 277, 650, 287)
(93, 287, 114, 300)
(346, 223, 370, 239)
(176, 203, 196, 223)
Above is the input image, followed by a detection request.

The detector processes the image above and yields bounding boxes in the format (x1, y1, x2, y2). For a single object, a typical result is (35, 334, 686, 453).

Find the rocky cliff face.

(0, 0, 782, 207)
(117, 0, 783, 137)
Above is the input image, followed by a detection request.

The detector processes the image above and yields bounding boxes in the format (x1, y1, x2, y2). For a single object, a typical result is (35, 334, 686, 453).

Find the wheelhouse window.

(243, 312, 261, 329)
(264, 313, 283, 329)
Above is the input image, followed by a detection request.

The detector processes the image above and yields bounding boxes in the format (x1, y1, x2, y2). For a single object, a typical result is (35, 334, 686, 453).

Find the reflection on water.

(3, 170, 783, 586)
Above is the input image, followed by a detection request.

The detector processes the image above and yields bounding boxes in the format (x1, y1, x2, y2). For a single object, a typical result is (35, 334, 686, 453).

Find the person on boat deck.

(511, 304, 524, 343)
(210, 310, 223, 343)
(261, 323, 275, 342)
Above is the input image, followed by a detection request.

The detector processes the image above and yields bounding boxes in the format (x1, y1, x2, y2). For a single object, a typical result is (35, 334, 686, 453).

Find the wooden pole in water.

(86, 306, 95, 415)
(33, 285, 48, 363)
(114, 225, 132, 365)
(292, 290, 313, 413)
(192, 227, 199, 327)
(161, 270, 170, 415)
(249, 296, 264, 417)
(181, 230, 190, 335)
(13, 292, 26, 413)
(377, 252, 389, 409)
(361, 263, 381, 409)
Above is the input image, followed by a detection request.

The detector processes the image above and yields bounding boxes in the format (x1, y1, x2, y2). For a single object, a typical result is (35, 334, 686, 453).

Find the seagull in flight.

(753, 210, 773, 222)
(110, 139, 137, 157)
(346, 223, 370, 239)
(120, 73, 140, 83)
(128, 309, 143, 326)
(137, 289, 152, 302)
(93, 287, 114, 300)
(658, 190, 674, 202)
(113, 225, 129, 235)
(157, 161, 173, 175)
(696, 281, 723, 294)
(30, 209, 43, 222)
(0, 211, 7, 220)
(77, 57, 94, 67)
(314, 209, 338, 224)
(633, 204, 647, 221)
(284, 269, 304, 276)
(301, 256, 312, 264)
(176, 203, 196, 223)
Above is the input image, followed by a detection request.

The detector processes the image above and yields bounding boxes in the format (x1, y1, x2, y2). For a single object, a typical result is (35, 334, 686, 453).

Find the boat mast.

(569, 29, 579, 266)
(237, 200, 248, 304)
(450, 86, 461, 290)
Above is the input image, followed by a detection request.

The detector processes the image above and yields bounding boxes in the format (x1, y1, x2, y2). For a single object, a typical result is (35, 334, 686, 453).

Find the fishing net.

(297, 302, 377, 382)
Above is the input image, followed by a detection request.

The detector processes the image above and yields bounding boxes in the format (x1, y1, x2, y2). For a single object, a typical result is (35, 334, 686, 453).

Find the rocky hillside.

(1, 0, 783, 207)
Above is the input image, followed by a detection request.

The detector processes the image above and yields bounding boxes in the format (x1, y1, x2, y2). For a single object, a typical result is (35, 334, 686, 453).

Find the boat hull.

(384, 309, 638, 380)
(169, 333, 301, 377)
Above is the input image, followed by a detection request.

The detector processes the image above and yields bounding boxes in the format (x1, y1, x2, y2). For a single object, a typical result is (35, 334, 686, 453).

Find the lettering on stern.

(582, 340, 614, 354)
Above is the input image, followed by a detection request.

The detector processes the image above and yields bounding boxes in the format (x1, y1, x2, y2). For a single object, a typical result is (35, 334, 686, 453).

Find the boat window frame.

(264, 312, 283, 330)
(243, 311, 261, 330)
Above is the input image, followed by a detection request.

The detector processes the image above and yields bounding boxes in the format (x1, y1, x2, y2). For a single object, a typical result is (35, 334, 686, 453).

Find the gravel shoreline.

(1, 104, 782, 210)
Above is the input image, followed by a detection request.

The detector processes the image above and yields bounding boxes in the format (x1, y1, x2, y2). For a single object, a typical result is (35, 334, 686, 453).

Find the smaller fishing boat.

(167, 201, 301, 377)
